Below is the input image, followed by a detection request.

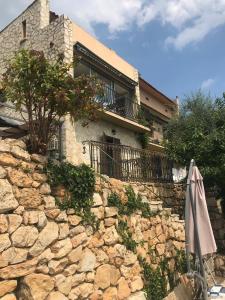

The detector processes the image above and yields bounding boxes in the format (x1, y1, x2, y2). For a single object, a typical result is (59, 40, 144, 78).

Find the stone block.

(19, 273, 54, 300)
(29, 222, 58, 257)
(0, 280, 17, 298)
(0, 179, 19, 213)
(0, 233, 11, 252)
(11, 226, 38, 248)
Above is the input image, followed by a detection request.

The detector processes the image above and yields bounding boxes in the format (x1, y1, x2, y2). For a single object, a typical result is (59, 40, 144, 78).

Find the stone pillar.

(61, 116, 77, 164)
(63, 18, 74, 67)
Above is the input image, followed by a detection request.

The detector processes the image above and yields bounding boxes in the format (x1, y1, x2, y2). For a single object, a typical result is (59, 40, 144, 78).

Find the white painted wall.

(63, 118, 141, 165)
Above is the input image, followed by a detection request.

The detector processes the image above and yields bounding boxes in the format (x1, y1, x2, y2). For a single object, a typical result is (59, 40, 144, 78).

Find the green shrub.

(138, 133, 149, 149)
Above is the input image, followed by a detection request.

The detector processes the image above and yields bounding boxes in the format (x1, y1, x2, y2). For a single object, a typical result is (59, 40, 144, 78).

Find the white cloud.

(51, 0, 225, 49)
(139, 0, 225, 49)
(201, 78, 215, 90)
(51, 0, 145, 36)
(1, 0, 225, 50)
(165, 5, 225, 49)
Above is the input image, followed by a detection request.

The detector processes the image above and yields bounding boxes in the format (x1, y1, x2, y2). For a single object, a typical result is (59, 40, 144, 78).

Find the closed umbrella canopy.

(185, 160, 217, 300)
(186, 164, 217, 256)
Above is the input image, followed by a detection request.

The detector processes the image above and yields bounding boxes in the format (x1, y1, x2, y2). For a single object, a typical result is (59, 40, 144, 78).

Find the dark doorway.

(100, 134, 122, 178)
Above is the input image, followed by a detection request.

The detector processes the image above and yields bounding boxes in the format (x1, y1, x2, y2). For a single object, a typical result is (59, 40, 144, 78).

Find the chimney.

(38, 0, 50, 28)
(175, 96, 180, 114)
(175, 96, 179, 106)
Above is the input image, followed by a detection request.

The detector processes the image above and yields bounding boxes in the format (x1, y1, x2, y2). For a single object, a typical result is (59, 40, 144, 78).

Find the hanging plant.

(138, 132, 149, 149)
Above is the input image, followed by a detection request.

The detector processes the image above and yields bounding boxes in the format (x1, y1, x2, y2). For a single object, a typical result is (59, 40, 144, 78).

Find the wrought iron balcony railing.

(98, 85, 138, 122)
(86, 140, 173, 183)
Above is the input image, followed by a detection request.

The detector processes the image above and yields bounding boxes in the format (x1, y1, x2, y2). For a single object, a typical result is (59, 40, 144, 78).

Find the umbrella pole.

(189, 183, 208, 300)
(185, 160, 194, 275)
(185, 189, 191, 274)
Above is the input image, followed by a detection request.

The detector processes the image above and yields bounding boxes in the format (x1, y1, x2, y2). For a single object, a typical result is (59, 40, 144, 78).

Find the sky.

(0, 0, 225, 100)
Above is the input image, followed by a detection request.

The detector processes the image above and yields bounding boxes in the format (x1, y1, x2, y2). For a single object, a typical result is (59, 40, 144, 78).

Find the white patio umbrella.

(185, 159, 217, 300)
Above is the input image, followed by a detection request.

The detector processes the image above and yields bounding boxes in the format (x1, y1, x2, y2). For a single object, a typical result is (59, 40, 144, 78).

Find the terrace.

(84, 140, 173, 182)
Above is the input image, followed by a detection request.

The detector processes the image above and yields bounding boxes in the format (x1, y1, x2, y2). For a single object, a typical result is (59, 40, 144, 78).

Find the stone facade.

(0, 139, 187, 299)
(0, 1, 73, 76)
(0, 0, 77, 162)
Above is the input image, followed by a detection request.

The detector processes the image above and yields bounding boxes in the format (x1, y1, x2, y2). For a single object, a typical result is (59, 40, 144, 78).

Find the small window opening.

(22, 20, 27, 39)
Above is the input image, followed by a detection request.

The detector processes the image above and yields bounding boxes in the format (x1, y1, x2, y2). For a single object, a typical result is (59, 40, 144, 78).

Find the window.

(22, 20, 27, 39)
(47, 125, 62, 160)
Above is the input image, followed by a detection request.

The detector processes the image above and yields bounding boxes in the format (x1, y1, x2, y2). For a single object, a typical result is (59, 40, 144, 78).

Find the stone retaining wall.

(0, 139, 187, 300)
(214, 255, 225, 278)
(206, 196, 225, 251)
(160, 180, 225, 252)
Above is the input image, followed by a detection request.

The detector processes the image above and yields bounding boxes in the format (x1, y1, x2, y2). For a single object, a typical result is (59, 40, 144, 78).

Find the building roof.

(139, 77, 177, 108)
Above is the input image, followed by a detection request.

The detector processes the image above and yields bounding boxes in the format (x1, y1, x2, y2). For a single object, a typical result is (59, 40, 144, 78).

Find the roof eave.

(139, 77, 177, 107)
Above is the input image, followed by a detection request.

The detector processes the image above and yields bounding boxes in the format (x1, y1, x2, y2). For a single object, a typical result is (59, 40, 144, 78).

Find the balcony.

(86, 140, 173, 183)
(73, 59, 149, 132)
(94, 84, 150, 133)
(99, 85, 138, 122)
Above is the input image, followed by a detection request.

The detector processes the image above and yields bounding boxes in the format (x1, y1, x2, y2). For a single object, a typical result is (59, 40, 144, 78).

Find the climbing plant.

(108, 185, 155, 218)
(117, 220, 138, 252)
(136, 106, 150, 149)
(138, 132, 150, 149)
(139, 257, 168, 300)
(108, 185, 187, 300)
(136, 106, 149, 127)
(139, 249, 187, 300)
(45, 161, 98, 229)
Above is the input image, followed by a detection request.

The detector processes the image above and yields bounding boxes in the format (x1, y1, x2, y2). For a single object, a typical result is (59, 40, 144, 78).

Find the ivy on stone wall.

(139, 250, 187, 300)
(117, 220, 138, 252)
(108, 185, 155, 217)
(139, 257, 168, 300)
(45, 161, 98, 229)
(108, 185, 187, 300)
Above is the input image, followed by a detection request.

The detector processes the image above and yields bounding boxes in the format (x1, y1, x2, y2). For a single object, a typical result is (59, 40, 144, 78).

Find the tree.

(164, 91, 225, 198)
(1, 50, 102, 154)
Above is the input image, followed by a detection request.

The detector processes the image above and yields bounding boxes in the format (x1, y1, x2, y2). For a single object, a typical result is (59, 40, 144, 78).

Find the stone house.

(139, 78, 178, 153)
(0, 0, 177, 182)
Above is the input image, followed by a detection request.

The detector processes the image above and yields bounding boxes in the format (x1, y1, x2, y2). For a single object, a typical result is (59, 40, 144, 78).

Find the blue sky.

(1, 0, 225, 100)
(96, 20, 225, 100)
